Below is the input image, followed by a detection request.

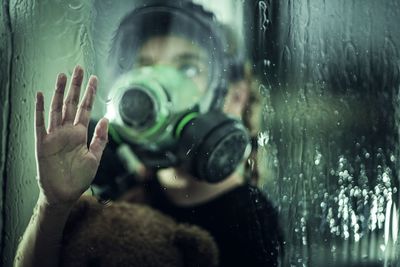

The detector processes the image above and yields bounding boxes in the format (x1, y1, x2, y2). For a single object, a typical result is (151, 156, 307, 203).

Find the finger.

(48, 73, 67, 132)
(35, 91, 47, 142)
(89, 118, 109, 162)
(62, 65, 84, 125)
(74, 75, 97, 127)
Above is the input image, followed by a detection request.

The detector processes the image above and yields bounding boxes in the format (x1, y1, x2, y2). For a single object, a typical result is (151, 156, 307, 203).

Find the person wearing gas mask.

(15, 1, 283, 267)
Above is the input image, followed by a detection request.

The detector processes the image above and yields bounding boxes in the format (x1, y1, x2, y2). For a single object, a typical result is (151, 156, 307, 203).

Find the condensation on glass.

(1, 0, 400, 267)
(0, 0, 245, 266)
(256, 0, 400, 266)
(1, 1, 95, 266)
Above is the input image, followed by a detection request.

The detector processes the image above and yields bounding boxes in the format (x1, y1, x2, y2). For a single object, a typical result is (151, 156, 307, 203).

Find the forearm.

(14, 193, 73, 267)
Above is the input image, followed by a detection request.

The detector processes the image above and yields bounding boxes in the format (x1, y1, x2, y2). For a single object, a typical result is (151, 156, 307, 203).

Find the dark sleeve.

(245, 186, 284, 266)
(217, 185, 283, 267)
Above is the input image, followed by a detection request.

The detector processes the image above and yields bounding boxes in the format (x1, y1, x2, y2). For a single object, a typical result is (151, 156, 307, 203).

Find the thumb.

(89, 118, 109, 162)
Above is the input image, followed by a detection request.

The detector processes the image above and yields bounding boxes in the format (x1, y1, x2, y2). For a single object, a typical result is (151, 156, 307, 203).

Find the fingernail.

(74, 65, 84, 76)
(36, 91, 44, 106)
(90, 75, 98, 88)
(102, 118, 109, 130)
(57, 73, 67, 83)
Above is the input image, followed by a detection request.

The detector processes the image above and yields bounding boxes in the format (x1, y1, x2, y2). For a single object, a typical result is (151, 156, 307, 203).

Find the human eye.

(177, 63, 202, 78)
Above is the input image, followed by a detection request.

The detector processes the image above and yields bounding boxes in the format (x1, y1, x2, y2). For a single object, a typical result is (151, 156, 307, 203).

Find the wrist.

(37, 192, 74, 214)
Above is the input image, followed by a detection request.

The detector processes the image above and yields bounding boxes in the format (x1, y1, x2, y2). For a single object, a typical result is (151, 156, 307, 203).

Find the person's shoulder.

(232, 183, 277, 211)
(212, 182, 280, 223)
(223, 183, 284, 265)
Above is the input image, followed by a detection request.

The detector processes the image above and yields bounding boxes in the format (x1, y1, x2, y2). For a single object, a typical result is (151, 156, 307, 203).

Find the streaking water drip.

(257, 0, 400, 266)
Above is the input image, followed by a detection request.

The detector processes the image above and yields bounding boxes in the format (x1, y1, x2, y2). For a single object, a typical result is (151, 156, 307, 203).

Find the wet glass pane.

(1, 0, 95, 265)
(2, 1, 400, 267)
(256, 0, 400, 266)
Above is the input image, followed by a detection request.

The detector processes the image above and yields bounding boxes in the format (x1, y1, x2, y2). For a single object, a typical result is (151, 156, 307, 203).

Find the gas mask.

(103, 0, 250, 183)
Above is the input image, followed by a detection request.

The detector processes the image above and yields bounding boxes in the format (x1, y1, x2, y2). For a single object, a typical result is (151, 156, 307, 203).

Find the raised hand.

(34, 66, 108, 206)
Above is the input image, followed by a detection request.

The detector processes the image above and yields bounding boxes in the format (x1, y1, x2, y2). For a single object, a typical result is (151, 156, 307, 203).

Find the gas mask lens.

(133, 35, 211, 94)
(109, 5, 227, 112)
(103, 2, 250, 182)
